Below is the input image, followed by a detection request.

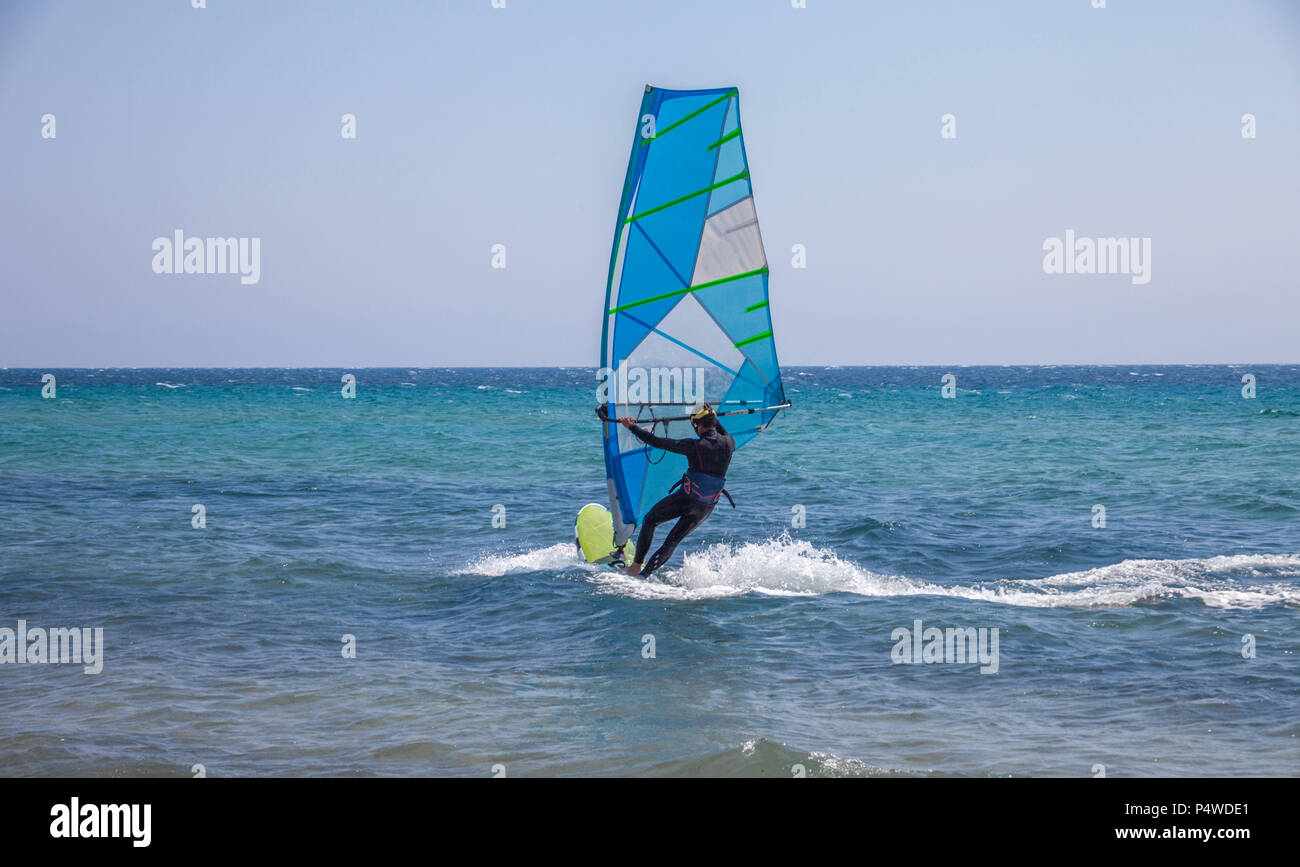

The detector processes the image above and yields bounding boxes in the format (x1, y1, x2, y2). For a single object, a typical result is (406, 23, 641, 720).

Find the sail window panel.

(690, 197, 767, 286)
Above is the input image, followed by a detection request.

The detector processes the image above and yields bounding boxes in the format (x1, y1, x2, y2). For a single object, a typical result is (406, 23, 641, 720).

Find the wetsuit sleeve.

(715, 421, 728, 436)
(627, 424, 696, 455)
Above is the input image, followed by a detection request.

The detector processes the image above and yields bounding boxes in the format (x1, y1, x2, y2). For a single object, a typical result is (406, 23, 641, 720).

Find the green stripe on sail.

(640, 89, 737, 148)
(609, 267, 769, 315)
(742, 300, 768, 313)
(734, 330, 773, 349)
(624, 170, 749, 224)
(707, 128, 742, 151)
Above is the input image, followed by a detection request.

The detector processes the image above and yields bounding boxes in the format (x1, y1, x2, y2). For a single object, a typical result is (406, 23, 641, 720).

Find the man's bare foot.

(621, 563, 642, 576)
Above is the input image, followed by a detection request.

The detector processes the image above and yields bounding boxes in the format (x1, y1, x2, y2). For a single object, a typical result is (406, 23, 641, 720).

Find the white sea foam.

(455, 542, 582, 577)
(588, 537, 924, 601)
(456, 538, 1300, 608)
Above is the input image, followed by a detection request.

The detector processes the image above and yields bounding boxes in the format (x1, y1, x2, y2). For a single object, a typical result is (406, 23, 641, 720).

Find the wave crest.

(457, 537, 1300, 609)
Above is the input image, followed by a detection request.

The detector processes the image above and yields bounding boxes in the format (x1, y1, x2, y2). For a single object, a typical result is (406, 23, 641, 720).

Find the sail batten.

(608, 267, 769, 314)
(600, 85, 787, 545)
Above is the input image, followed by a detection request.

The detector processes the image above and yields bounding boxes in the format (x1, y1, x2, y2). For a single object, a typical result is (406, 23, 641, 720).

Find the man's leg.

(640, 502, 713, 578)
(625, 494, 687, 575)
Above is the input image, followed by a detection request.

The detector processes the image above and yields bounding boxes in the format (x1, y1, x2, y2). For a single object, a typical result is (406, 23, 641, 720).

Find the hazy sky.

(2, 0, 1298, 366)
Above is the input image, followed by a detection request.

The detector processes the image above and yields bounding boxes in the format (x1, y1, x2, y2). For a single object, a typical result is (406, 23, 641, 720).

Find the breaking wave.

(458, 538, 1300, 609)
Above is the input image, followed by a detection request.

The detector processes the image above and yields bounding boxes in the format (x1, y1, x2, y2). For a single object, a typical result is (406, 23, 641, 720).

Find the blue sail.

(599, 85, 788, 545)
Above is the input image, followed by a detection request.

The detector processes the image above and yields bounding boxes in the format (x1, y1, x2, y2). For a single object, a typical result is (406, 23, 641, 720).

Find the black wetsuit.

(627, 421, 735, 577)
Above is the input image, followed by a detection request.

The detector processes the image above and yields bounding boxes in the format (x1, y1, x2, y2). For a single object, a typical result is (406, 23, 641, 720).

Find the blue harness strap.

(671, 471, 734, 508)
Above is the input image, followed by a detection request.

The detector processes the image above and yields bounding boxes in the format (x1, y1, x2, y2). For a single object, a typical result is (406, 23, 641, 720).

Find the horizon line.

(3, 361, 1298, 370)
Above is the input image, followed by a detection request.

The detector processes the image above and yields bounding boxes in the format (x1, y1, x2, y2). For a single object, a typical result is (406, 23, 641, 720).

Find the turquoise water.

(1, 366, 1298, 776)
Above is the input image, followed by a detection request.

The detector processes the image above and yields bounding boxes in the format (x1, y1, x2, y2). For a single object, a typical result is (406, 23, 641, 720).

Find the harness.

(670, 471, 735, 508)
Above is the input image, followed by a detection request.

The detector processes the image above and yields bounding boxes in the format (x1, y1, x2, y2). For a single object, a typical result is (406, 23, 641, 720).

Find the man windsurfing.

(611, 405, 735, 578)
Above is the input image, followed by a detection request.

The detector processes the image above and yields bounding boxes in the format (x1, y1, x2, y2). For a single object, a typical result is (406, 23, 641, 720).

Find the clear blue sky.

(2, 0, 1297, 366)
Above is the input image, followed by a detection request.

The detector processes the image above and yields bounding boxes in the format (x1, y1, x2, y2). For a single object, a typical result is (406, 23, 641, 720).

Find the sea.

(1, 365, 1297, 777)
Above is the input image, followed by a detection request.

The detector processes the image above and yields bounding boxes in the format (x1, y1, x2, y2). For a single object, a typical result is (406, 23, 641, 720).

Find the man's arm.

(714, 420, 736, 450)
(616, 418, 695, 455)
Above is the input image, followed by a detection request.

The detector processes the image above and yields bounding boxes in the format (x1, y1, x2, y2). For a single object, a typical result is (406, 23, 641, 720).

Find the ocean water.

(1, 366, 1298, 777)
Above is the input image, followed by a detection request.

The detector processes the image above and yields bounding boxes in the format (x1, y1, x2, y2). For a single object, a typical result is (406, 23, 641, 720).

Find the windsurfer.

(613, 405, 735, 578)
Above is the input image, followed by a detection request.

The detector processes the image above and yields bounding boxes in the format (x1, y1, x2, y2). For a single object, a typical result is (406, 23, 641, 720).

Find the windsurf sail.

(599, 85, 789, 546)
